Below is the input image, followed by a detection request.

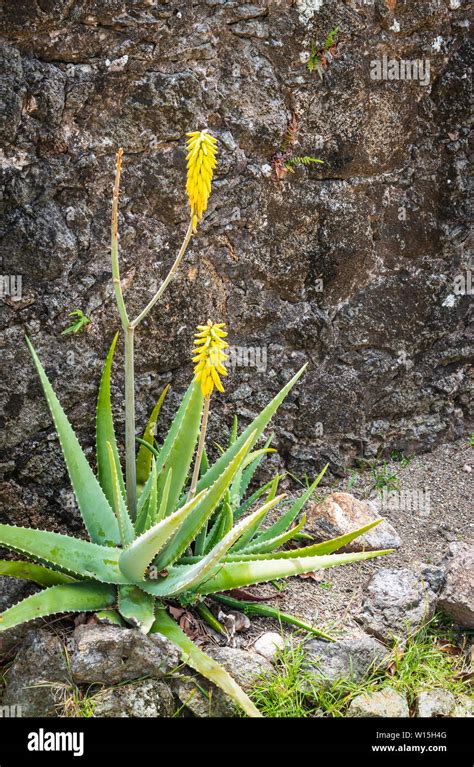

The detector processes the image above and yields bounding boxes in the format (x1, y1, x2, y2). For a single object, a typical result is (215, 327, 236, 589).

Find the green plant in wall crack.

(307, 26, 340, 78)
(272, 112, 323, 182)
(61, 309, 91, 335)
(0, 131, 393, 718)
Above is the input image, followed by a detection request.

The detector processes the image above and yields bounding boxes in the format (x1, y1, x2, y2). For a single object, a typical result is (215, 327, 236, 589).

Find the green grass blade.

(151, 606, 262, 717)
(26, 337, 120, 546)
(0, 524, 128, 583)
(96, 333, 126, 510)
(192, 549, 394, 595)
(136, 386, 169, 488)
(0, 560, 75, 587)
(0, 582, 116, 632)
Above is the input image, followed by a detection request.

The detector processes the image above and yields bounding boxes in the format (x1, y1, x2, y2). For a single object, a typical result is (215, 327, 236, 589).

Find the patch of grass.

(370, 462, 400, 494)
(250, 615, 471, 717)
(468, 432, 474, 447)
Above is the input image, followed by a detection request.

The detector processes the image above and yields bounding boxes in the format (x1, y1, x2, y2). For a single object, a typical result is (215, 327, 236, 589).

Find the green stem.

(124, 325, 136, 517)
(188, 394, 210, 501)
(111, 148, 129, 331)
(196, 602, 226, 635)
(212, 594, 335, 641)
(130, 218, 194, 329)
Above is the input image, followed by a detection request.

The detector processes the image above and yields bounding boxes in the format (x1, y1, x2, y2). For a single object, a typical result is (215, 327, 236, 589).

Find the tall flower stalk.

(111, 133, 218, 516)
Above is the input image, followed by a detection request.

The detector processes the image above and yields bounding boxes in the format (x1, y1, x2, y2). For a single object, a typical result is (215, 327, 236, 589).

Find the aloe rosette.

(0, 339, 391, 717)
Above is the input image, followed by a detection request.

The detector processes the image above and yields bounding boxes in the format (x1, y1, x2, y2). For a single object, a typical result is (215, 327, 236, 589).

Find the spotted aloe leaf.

(136, 385, 169, 489)
(0, 560, 75, 587)
(118, 585, 155, 633)
(118, 490, 206, 583)
(191, 549, 393, 595)
(0, 525, 128, 584)
(26, 338, 120, 547)
(153, 433, 256, 570)
(151, 606, 262, 718)
(0, 582, 116, 632)
(139, 496, 274, 597)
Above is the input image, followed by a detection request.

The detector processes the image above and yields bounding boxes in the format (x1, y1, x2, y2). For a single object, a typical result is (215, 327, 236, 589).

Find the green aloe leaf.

(230, 494, 285, 553)
(26, 338, 120, 546)
(136, 385, 169, 488)
(191, 549, 393, 595)
(0, 582, 116, 632)
(254, 465, 328, 544)
(224, 519, 386, 561)
(140, 497, 275, 597)
(155, 382, 203, 517)
(0, 560, 76, 587)
(151, 606, 262, 717)
(106, 442, 134, 546)
(212, 594, 335, 641)
(118, 585, 155, 633)
(237, 435, 274, 506)
(154, 433, 256, 570)
(119, 491, 206, 583)
(203, 493, 233, 554)
(240, 513, 307, 555)
(96, 333, 126, 509)
(195, 365, 307, 496)
(0, 525, 128, 584)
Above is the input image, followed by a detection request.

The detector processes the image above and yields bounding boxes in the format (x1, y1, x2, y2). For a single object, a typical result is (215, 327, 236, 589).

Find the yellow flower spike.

(186, 130, 218, 232)
(193, 320, 229, 397)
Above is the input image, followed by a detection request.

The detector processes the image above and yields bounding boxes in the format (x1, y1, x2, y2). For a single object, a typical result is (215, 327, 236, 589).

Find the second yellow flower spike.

(193, 321, 229, 397)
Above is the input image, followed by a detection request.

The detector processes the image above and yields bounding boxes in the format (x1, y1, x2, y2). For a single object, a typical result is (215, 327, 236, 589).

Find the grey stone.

(171, 646, 272, 717)
(0, 0, 470, 534)
(348, 687, 410, 718)
(359, 568, 438, 643)
(92, 679, 175, 718)
(438, 542, 474, 628)
(451, 694, 474, 719)
(0, 576, 41, 661)
(306, 493, 401, 552)
(416, 689, 456, 718)
(69, 625, 180, 685)
(253, 632, 285, 661)
(302, 636, 389, 687)
(2, 629, 68, 717)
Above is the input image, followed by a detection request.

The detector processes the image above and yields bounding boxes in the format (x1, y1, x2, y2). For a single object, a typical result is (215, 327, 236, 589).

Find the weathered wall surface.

(0, 1, 472, 533)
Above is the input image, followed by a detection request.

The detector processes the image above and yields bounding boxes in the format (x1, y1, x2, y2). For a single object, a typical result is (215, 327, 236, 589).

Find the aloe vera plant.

(0, 135, 392, 718)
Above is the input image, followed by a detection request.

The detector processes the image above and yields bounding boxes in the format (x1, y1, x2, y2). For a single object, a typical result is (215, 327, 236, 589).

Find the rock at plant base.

(0, 576, 40, 661)
(171, 646, 273, 717)
(451, 694, 474, 718)
(348, 687, 409, 718)
(2, 629, 68, 717)
(302, 635, 389, 688)
(92, 679, 175, 718)
(438, 542, 474, 628)
(70, 625, 180, 685)
(416, 689, 457, 718)
(253, 632, 285, 661)
(305, 493, 401, 552)
(359, 568, 438, 643)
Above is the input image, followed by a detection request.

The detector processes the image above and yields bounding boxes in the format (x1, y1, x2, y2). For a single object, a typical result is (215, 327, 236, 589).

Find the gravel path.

(239, 438, 473, 646)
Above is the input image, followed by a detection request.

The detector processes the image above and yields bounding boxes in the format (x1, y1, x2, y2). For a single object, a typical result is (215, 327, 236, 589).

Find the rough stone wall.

(0, 1, 472, 533)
